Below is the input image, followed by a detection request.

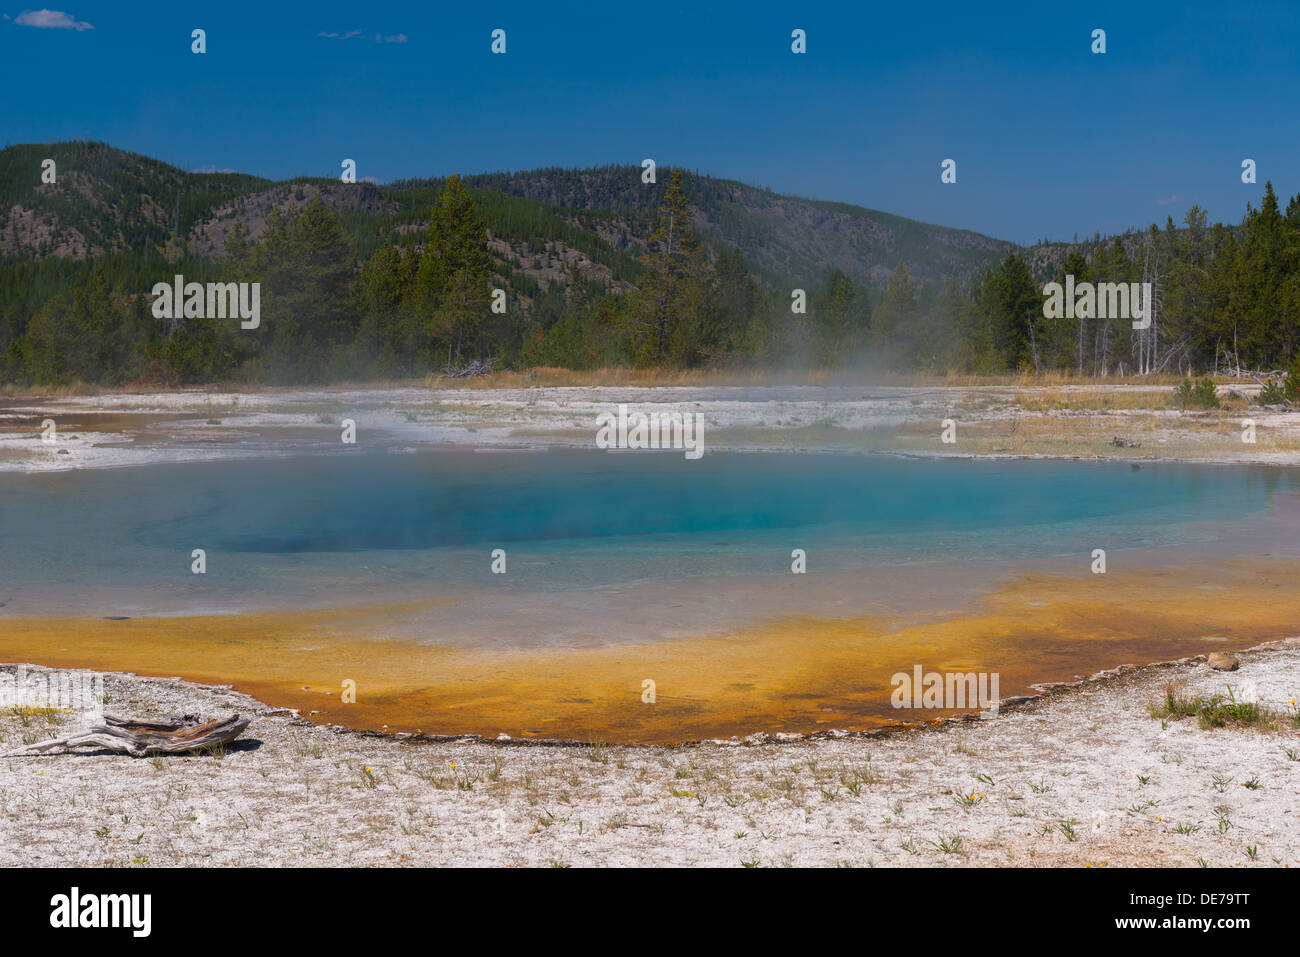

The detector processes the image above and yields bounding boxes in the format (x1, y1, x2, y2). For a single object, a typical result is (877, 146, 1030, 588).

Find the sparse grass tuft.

(927, 834, 963, 854)
(1150, 683, 1283, 731)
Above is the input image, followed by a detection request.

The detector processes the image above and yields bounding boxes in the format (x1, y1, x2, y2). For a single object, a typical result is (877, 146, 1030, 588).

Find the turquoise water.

(0, 449, 1294, 616)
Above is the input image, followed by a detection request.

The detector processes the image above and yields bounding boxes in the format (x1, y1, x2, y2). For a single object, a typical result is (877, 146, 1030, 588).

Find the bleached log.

(443, 357, 497, 378)
(3, 713, 249, 758)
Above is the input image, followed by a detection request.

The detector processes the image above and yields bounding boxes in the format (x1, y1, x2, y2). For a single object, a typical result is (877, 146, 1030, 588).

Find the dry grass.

(426, 368, 1215, 391)
(1, 369, 1254, 400)
(0, 381, 101, 398)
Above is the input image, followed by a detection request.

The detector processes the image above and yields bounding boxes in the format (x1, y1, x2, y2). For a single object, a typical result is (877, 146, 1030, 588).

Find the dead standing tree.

(1136, 234, 1160, 375)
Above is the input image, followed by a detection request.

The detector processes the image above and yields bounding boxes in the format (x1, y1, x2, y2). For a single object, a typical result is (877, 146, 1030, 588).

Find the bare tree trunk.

(1027, 313, 1041, 373)
(1137, 236, 1160, 375)
(1078, 314, 1085, 375)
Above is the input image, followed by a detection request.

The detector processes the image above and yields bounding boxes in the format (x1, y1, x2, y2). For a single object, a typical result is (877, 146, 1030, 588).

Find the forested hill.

(406, 166, 1021, 287)
(1, 141, 1015, 287)
(2, 140, 1296, 387)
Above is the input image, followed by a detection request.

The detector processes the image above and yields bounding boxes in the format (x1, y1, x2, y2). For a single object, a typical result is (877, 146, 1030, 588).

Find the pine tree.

(816, 267, 859, 361)
(976, 254, 1038, 371)
(421, 174, 491, 367)
(872, 262, 917, 360)
(239, 196, 357, 381)
(634, 169, 701, 365)
(1234, 182, 1288, 366)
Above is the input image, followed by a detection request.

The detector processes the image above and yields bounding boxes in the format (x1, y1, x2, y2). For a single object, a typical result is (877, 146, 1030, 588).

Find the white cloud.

(318, 28, 406, 43)
(1156, 195, 1185, 206)
(14, 8, 94, 31)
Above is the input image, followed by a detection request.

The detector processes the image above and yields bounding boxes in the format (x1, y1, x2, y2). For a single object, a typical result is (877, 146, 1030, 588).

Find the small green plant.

(453, 763, 480, 790)
(1258, 379, 1287, 405)
(1173, 377, 1220, 410)
(1243, 776, 1262, 790)
(9, 704, 62, 725)
(839, 763, 874, 796)
(1152, 683, 1276, 730)
(1286, 352, 1300, 401)
(1199, 687, 1263, 728)
(927, 834, 963, 854)
(1151, 682, 1200, 719)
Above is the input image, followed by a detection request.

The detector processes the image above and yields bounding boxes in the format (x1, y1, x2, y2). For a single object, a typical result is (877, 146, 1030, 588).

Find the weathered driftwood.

(443, 357, 496, 378)
(3, 713, 249, 758)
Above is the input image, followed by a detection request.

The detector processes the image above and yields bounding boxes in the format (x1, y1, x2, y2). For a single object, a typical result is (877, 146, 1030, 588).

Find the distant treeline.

(2, 169, 1299, 385)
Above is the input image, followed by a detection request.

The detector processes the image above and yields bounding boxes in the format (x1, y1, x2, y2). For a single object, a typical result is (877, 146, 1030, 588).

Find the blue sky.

(2, 0, 1298, 245)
